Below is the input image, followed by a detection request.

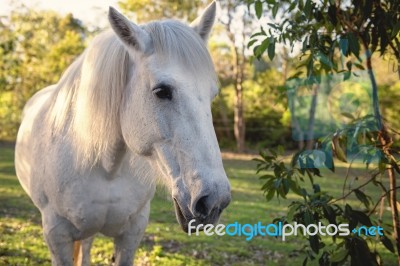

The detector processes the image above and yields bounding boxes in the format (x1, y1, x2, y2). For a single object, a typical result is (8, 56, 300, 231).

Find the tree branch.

(369, 186, 400, 216)
(332, 172, 379, 203)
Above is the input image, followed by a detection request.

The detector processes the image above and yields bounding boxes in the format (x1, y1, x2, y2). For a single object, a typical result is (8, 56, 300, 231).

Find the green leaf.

(309, 235, 320, 254)
(352, 210, 373, 227)
(354, 189, 370, 208)
(392, 21, 400, 38)
(362, 0, 373, 20)
(302, 256, 308, 266)
(327, 4, 337, 25)
(247, 39, 257, 49)
(379, 25, 389, 55)
(341, 112, 355, 120)
(267, 23, 279, 30)
(282, 178, 289, 195)
(261, 178, 275, 191)
(272, 3, 279, 18)
(343, 71, 351, 80)
(349, 238, 375, 265)
(273, 178, 282, 189)
(339, 38, 348, 55)
(288, 179, 303, 195)
(288, 1, 298, 12)
(252, 158, 265, 163)
(289, 70, 303, 79)
(354, 62, 365, 70)
(348, 32, 360, 58)
(304, 210, 313, 225)
(380, 235, 395, 253)
(330, 247, 348, 262)
(268, 39, 275, 61)
(250, 31, 265, 39)
(259, 174, 275, 180)
(318, 53, 333, 69)
(291, 150, 303, 167)
(255, 0, 263, 19)
(255, 38, 269, 59)
(266, 188, 276, 201)
(313, 184, 320, 193)
(322, 205, 336, 224)
(303, 0, 312, 18)
(346, 61, 352, 71)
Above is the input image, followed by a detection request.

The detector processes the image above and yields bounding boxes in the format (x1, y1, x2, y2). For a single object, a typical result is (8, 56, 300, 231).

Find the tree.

(249, 0, 400, 264)
(118, 0, 207, 22)
(0, 7, 86, 140)
(218, 0, 255, 152)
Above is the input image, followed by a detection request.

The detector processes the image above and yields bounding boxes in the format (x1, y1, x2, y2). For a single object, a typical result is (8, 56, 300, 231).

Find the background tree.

(218, 0, 252, 152)
(0, 6, 86, 139)
(118, 0, 207, 22)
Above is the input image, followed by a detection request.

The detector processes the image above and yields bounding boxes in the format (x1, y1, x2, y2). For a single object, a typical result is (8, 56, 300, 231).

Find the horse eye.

(153, 85, 172, 100)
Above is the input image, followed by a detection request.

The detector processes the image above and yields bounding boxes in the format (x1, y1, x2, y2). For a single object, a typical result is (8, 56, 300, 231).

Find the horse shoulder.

(15, 85, 57, 201)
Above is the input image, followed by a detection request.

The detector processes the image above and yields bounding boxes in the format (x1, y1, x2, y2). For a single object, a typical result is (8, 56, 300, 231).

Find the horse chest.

(57, 172, 154, 237)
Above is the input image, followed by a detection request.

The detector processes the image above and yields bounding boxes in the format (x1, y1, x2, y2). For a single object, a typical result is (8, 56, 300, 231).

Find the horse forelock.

(144, 20, 217, 83)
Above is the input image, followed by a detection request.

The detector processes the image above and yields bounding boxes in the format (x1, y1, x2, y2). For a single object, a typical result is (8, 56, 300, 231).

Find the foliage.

(0, 7, 86, 140)
(255, 142, 397, 265)
(118, 0, 208, 22)
(248, 0, 399, 78)
(212, 66, 292, 149)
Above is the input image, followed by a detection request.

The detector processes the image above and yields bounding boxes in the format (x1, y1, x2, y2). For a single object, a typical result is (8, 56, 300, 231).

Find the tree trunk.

(233, 75, 245, 152)
(223, 3, 246, 153)
(365, 46, 400, 264)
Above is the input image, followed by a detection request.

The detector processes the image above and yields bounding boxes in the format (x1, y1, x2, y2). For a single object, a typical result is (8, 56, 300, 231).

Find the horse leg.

(42, 209, 80, 266)
(113, 202, 150, 266)
(73, 236, 95, 266)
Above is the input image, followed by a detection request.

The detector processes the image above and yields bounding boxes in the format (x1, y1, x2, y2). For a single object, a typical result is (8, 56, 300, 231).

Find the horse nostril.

(194, 195, 209, 217)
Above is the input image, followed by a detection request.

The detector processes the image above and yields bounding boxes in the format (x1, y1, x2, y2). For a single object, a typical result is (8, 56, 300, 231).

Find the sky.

(0, 0, 119, 28)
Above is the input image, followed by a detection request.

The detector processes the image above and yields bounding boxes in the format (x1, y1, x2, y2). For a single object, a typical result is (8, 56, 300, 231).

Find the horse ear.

(108, 7, 149, 52)
(190, 1, 216, 41)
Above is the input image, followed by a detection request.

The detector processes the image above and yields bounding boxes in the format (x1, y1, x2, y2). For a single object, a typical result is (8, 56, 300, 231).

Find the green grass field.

(0, 146, 397, 265)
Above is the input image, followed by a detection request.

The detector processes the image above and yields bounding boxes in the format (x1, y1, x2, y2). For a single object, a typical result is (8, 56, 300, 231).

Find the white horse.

(15, 2, 230, 265)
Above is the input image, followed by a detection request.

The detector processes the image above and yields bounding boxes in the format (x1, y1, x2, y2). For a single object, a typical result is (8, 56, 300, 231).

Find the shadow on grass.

(0, 195, 41, 224)
(0, 165, 16, 175)
(0, 246, 50, 265)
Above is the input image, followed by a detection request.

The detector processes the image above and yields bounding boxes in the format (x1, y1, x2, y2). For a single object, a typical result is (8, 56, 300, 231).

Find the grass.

(0, 146, 398, 265)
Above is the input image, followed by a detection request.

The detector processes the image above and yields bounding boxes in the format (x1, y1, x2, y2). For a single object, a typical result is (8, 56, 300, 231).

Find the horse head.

(108, 2, 231, 232)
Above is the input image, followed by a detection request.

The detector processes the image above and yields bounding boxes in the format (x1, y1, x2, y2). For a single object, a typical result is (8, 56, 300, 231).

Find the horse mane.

(49, 20, 216, 168)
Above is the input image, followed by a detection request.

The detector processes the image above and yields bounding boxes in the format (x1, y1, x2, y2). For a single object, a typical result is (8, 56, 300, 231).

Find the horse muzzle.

(173, 192, 230, 233)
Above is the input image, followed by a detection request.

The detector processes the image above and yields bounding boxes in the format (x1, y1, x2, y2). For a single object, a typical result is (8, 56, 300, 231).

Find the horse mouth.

(173, 198, 192, 232)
